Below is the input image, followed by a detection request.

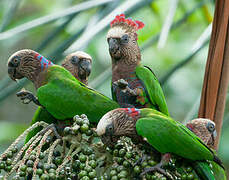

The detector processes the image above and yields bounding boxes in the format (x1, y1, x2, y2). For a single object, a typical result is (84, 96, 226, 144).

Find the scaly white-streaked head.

(96, 108, 141, 147)
(107, 14, 144, 64)
(62, 51, 92, 85)
(186, 118, 216, 146)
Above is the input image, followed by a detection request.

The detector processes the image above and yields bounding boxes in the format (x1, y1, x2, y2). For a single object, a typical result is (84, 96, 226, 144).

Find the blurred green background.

(0, 0, 228, 176)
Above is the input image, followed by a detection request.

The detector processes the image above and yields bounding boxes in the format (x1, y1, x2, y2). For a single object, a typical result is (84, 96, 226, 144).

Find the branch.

(198, 0, 229, 150)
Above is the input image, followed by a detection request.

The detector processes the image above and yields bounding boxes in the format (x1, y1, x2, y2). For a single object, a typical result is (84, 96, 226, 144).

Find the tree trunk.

(198, 0, 229, 150)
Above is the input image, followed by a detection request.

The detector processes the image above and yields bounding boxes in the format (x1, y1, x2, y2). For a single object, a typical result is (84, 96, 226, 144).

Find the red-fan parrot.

(96, 108, 224, 179)
(107, 14, 169, 116)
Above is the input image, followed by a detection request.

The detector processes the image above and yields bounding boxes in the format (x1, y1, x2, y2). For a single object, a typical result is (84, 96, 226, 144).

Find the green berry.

(84, 165, 92, 172)
(89, 154, 96, 160)
(113, 149, 119, 156)
(134, 166, 141, 174)
(40, 174, 49, 180)
(117, 166, 124, 172)
(27, 167, 33, 174)
(44, 163, 51, 170)
(36, 168, 43, 176)
(75, 118, 84, 125)
(72, 160, 80, 170)
(88, 160, 97, 168)
(181, 174, 187, 180)
(53, 151, 61, 157)
(119, 149, 126, 157)
(54, 157, 62, 165)
(148, 160, 157, 166)
(49, 168, 56, 174)
(186, 166, 193, 173)
(19, 171, 26, 177)
(117, 157, 124, 164)
(26, 160, 34, 167)
(125, 152, 132, 159)
(65, 166, 71, 172)
(6, 151, 13, 158)
(20, 165, 27, 172)
(39, 152, 45, 159)
(79, 154, 87, 162)
(79, 170, 87, 178)
(64, 127, 71, 135)
(187, 173, 194, 180)
(6, 158, 12, 165)
(81, 176, 90, 180)
(12, 175, 20, 180)
(111, 176, 118, 180)
(88, 170, 96, 178)
(80, 163, 86, 169)
(0, 162, 5, 169)
(141, 162, 148, 168)
(11, 147, 18, 154)
(37, 162, 44, 169)
(80, 124, 89, 133)
(86, 129, 93, 136)
(29, 154, 36, 161)
(49, 173, 56, 179)
(110, 170, 117, 176)
(123, 160, 130, 167)
(5, 165, 12, 172)
(50, 163, 57, 169)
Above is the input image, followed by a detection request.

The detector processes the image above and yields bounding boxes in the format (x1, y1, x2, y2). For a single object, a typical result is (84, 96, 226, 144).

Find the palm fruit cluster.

(0, 115, 201, 180)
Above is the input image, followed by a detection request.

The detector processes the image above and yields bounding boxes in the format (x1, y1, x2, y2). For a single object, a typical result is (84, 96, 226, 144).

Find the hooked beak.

(8, 67, 17, 81)
(101, 135, 117, 148)
(79, 60, 91, 79)
(210, 130, 217, 146)
(108, 38, 119, 54)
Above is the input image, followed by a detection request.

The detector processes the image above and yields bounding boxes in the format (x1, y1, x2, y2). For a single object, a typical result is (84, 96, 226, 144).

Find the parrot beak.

(108, 38, 120, 55)
(210, 130, 217, 146)
(79, 60, 91, 77)
(8, 67, 17, 81)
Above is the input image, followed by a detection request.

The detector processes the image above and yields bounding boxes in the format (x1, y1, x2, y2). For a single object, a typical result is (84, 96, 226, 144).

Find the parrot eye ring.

(206, 122, 215, 132)
(71, 56, 79, 65)
(121, 34, 129, 44)
(12, 56, 21, 67)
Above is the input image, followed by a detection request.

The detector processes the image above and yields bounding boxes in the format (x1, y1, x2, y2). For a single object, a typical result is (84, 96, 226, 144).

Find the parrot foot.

(40, 124, 62, 139)
(16, 89, 43, 107)
(113, 79, 128, 90)
(134, 155, 146, 166)
(140, 162, 172, 179)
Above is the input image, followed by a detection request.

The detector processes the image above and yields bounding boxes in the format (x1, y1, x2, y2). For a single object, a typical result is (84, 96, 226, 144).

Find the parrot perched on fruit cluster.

(186, 118, 226, 180)
(25, 51, 93, 142)
(96, 108, 224, 180)
(107, 14, 169, 116)
(7, 49, 120, 131)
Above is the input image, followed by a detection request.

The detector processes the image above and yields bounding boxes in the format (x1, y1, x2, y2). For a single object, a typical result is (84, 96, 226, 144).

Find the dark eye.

(71, 56, 79, 65)
(106, 124, 114, 136)
(207, 122, 215, 132)
(121, 34, 129, 44)
(11, 56, 20, 67)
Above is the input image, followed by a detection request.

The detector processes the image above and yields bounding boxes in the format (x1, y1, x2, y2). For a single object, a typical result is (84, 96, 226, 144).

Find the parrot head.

(96, 108, 141, 147)
(107, 14, 144, 64)
(186, 118, 217, 146)
(62, 51, 92, 85)
(7, 49, 52, 82)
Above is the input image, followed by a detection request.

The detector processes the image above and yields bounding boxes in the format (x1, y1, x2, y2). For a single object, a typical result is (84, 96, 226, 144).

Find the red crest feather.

(110, 14, 144, 31)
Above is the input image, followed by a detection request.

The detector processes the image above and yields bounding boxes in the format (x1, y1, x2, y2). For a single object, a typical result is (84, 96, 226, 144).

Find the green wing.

(136, 111, 213, 161)
(25, 107, 56, 143)
(135, 65, 169, 116)
(37, 65, 119, 123)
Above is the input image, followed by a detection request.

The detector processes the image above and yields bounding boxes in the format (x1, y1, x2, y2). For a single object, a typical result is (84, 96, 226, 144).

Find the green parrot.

(7, 49, 120, 132)
(107, 14, 169, 116)
(186, 118, 226, 180)
(25, 51, 93, 142)
(96, 108, 224, 179)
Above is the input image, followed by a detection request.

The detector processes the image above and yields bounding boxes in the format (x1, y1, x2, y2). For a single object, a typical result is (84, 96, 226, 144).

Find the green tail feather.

(192, 161, 226, 180)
